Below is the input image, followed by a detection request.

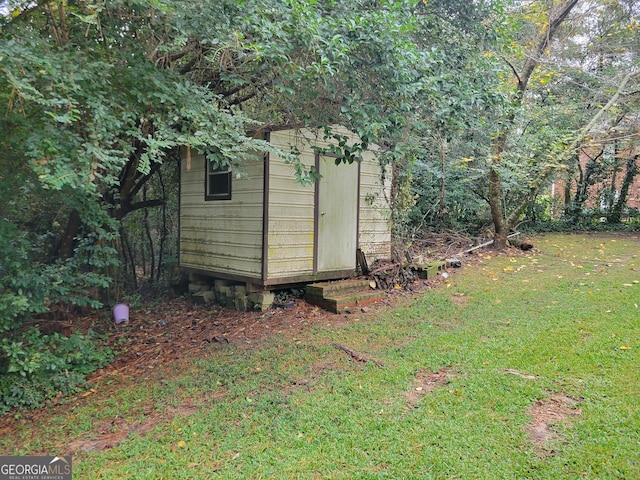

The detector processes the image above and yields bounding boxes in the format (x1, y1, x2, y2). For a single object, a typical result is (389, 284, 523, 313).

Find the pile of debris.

(369, 258, 461, 290)
(365, 230, 532, 291)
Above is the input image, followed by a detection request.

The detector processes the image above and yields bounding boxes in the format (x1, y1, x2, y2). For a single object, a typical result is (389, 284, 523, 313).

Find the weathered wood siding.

(180, 153, 264, 277)
(358, 153, 392, 261)
(266, 129, 317, 278)
(266, 126, 391, 278)
(179, 125, 391, 285)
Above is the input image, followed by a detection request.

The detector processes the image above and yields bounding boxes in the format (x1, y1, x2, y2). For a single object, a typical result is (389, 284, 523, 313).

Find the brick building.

(551, 142, 640, 218)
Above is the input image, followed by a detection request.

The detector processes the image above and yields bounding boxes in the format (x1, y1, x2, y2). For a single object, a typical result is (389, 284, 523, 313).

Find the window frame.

(204, 158, 232, 201)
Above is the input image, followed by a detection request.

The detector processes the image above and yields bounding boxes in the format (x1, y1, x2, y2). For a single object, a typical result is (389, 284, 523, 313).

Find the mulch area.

(84, 232, 494, 381)
(85, 276, 441, 381)
(89, 298, 358, 379)
(0, 286, 428, 441)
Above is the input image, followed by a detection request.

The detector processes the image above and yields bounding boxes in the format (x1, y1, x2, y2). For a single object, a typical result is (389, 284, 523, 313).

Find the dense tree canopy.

(0, 0, 638, 410)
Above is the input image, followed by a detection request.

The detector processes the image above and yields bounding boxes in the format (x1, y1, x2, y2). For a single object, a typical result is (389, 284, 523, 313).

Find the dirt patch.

(65, 399, 202, 455)
(450, 294, 471, 307)
(527, 392, 582, 456)
(432, 322, 463, 330)
(502, 368, 538, 380)
(406, 368, 456, 408)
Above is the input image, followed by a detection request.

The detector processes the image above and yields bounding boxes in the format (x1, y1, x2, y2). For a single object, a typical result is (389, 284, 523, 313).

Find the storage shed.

(179, 125, 391, 305)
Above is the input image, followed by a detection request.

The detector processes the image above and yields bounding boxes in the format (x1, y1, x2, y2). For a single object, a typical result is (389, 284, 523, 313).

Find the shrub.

(0, 219, 115, 413)
(0, 328, 113, 413)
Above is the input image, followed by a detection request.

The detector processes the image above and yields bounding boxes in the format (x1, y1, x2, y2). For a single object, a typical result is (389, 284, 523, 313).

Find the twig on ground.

(333, 344, 384, 367)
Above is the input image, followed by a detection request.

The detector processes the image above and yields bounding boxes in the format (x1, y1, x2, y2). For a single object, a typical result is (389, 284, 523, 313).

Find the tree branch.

(518, 0, 580, 94)
(120, 199, 165, 218)
(566, 71, 637, 156)
(502, 56, 522, 87)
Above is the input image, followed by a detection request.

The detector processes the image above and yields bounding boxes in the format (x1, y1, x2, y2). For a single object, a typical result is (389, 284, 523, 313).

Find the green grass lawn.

(2, 233, 639, 479)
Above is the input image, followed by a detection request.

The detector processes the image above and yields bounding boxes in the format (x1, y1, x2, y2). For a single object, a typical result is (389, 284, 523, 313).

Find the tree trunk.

(488, 165, 508, 247)
(609, 154, 639, 223)
(569, 151, 602, 221)
(156, 168, 167, 285)
(563, 153, 581, 216)
(142, 184, 155, 284)
(435, 130, 447, 219)
(57, 209, 81, 260)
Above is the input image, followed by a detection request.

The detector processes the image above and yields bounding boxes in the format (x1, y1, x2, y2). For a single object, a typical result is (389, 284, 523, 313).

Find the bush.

(0, 219, 115, 413)
(0, 328, 113, 413)
(524, 219, 640, 233)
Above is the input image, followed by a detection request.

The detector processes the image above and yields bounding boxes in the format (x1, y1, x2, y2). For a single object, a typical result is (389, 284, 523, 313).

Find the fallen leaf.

(620, 345, 631, 350)
(178, 440, 186, 448)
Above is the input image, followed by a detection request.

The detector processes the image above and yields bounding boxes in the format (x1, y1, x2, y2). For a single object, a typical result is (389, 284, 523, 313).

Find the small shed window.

(205, 160, 231, 201)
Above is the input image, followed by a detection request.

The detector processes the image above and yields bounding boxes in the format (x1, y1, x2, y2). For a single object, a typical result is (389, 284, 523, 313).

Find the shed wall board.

(180, 154, 264, 277)
(266, 129, 316, 278)
(358, 157, 392, 260)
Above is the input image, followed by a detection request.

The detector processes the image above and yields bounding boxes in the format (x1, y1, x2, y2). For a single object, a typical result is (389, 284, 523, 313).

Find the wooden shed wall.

(266, 126, 391, 278)
(358, 155, 392, 261)
(266, 129, 317, 279)
(179, 126, 392, 286)
(180, 153, 264, 278)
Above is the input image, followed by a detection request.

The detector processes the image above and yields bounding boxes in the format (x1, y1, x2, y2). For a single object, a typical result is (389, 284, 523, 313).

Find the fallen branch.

(462, 232, 521, 254)
(503, 368, 538, 379)
(333, 344, 384, 367)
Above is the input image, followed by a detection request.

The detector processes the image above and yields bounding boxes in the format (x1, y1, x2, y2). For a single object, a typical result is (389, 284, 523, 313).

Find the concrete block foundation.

(188, 275, 275, 312)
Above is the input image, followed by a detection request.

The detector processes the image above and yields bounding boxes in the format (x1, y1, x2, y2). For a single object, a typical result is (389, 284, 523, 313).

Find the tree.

(482, 0, 581, 247)
(460, 0, 640, 246)
(382, 0, 507, 239)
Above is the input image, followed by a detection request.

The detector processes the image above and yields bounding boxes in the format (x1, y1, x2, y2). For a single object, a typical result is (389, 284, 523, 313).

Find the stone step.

(306, 289, 384, 314)
(305, 279, 374, 299)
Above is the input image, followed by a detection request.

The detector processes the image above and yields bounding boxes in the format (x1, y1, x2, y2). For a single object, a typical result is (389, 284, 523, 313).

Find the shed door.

(317, 156, 359, 272)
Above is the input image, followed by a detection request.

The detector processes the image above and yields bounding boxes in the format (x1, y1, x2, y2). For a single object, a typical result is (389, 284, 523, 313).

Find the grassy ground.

(1, 233, 639, 479)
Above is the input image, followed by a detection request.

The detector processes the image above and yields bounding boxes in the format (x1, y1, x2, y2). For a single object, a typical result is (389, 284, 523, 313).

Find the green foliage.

(525, 217, 640, 233)
(0, 329, 113, 413)
(0, 222, 45, 330)
(311, 126, 369, 165)
(0, 209, 115, 413)
(0, 220, 114, 413)
(0, 215, 115, 331)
